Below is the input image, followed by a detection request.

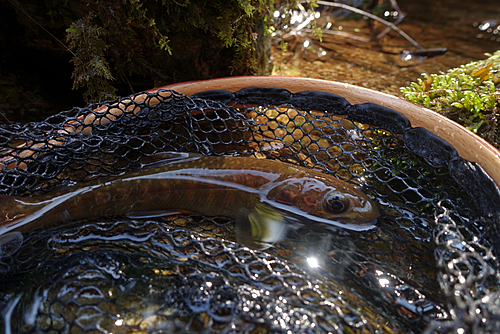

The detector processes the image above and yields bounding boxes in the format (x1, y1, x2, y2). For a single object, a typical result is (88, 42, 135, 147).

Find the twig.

(376, 0, 406, 40)
(282, 3, 315, 40)
(312, 0, 423, 50)
(6, 0, 75, 56)
(302, 28, 371, 43)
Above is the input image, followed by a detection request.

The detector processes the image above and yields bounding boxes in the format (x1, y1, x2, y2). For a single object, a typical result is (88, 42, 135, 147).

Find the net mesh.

(0, 86, 499, 333)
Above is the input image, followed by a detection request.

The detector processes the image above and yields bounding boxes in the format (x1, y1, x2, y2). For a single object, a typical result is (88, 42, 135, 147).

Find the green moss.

(401, 51, 500, 148)
(62, 0, 283, 103)
(66, 17, 117, 103)
(75, 0, 314, 103)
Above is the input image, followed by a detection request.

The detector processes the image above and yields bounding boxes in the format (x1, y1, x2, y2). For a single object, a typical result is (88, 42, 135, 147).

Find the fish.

(0, 152, 378, 249)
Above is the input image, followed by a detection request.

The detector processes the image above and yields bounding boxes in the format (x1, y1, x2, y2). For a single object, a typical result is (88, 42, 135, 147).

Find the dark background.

(0, 0, 499, 122)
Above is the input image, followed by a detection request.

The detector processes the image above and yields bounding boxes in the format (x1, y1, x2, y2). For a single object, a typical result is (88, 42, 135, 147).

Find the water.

(273, 0, 500, 96)
(0, 218, 413, 333)
(0, 121, 490, 333)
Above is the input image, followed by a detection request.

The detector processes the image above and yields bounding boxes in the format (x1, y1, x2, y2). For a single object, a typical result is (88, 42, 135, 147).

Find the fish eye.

(324, 192, 349, 214)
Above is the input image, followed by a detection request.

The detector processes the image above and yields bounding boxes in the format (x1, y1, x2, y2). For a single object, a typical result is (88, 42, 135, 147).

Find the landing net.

(0, 86, 499, 333)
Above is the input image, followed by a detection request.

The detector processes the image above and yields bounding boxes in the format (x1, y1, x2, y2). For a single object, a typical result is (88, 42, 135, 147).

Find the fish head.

(264, 174, 378, 230)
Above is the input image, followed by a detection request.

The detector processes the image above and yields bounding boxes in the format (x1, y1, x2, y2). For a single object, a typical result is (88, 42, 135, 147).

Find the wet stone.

(49, 301, 64, 318)
(139, 315, 169, 331)
(61, 302, 80, 323)
(20, 323, 34, 333)
(37, 300, 51, 316)
(97, 316, 125, 333)
(75, 286, 105, 305)
(98, 301, 121, 315)
(57, 282, 81, 302)
(51, 317, 66, 331)
(136, 302, 162, 316)
(124, 312, 144, 326)
(35, 314, 52, 331)
(45, 330, 59, 334)
(116, 295, 143, 310)
(74, 306, 103, 328)
(69, 324, 83, 334)
(77, 269, 108, 285)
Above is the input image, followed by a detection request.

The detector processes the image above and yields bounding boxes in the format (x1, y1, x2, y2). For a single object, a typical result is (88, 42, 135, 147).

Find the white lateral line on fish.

(0, 186, 96, 236)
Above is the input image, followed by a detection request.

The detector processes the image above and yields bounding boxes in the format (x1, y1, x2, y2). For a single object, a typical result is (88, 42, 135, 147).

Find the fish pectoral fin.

(235, 204, 289, 250)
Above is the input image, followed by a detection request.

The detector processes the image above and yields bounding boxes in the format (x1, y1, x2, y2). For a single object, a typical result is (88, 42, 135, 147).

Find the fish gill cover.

(0, 86, 499, 333)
